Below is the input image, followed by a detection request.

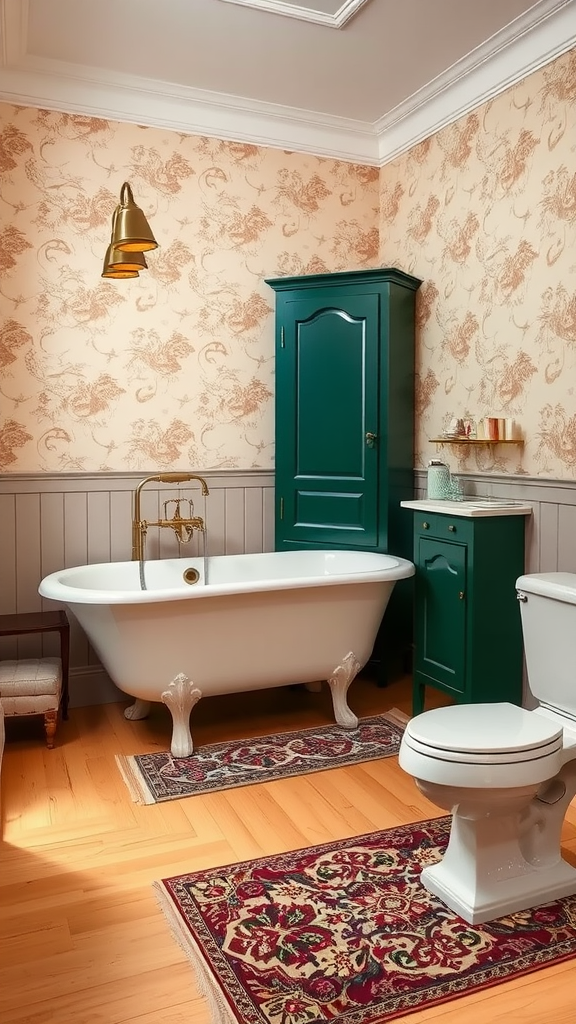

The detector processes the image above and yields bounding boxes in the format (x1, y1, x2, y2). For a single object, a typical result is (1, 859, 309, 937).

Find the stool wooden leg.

(44, 709, 58, 748)
(60, 617, 70, 720)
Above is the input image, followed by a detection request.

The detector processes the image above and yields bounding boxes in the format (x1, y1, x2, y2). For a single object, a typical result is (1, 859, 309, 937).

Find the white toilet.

(399, 571, 576, 924)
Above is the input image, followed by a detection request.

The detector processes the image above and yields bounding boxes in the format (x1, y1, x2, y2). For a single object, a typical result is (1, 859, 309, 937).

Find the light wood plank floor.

(1, 673, 576, 1024)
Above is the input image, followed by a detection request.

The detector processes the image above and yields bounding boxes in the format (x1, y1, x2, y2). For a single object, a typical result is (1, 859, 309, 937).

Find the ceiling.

(0, 0, 575, 163)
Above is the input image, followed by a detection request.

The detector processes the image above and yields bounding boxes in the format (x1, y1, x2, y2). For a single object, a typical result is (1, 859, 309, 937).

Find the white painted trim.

(0, 468, 275, 493)
(0, 0, 574, 165)
(69, 666, 124, 708)
(217, 0, 369, 28)
(0, 0, 27, 66)
(377, 0, 576, 163)
(0, 58, 380, 164)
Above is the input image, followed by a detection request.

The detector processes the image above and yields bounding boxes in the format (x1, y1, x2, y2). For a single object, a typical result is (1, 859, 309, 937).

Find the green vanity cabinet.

(266, 268, 422, 673)
(402, 503, 531, 715)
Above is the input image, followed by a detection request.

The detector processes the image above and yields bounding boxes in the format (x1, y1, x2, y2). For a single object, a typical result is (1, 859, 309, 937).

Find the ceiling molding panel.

(0, 0, 27, 65)
(216, 0, 370, 28)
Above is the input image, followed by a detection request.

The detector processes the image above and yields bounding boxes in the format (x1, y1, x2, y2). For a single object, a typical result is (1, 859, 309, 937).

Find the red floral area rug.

(155, 816, 576, 1024)
(116, 710, 407, 804)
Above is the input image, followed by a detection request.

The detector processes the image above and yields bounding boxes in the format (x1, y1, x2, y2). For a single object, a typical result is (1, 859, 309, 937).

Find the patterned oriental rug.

(116, 710, 407, 804)
(155, 816, 576, 1024)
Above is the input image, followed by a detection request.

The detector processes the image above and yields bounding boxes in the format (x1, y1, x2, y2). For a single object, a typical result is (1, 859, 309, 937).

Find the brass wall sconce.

(101, 181, 158, 280)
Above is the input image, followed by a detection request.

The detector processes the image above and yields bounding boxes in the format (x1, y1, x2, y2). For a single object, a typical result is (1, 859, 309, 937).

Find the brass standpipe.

(131, 473, 210, 561)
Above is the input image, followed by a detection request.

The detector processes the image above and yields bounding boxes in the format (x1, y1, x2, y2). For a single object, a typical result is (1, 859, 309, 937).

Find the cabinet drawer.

(413, 511, 473, 543)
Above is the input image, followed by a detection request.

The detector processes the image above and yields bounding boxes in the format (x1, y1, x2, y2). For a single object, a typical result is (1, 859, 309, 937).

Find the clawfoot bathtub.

(39, 549, 414, 757)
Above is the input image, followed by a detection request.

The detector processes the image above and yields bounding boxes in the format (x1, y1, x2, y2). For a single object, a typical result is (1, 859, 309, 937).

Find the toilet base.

(420, 802, 576, 930)
(405, 744, 576, 925)
(422, 857, 576, 925)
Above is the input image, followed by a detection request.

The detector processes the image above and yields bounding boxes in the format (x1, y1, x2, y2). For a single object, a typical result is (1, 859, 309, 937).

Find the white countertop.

(400, 498, 533, 518)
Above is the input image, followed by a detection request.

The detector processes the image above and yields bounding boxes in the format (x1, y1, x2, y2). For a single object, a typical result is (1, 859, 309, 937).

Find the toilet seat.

(403, 732, 562, 764)
(400, 702, 564, 788)
(405, 702, 562, 760)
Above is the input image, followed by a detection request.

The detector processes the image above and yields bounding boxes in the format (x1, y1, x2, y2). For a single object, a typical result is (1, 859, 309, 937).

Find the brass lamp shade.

(101, 243, 147, 279)
(102, 267, 139, 279)
(102, 243, 148, 275)
(111, 181, 158, 253)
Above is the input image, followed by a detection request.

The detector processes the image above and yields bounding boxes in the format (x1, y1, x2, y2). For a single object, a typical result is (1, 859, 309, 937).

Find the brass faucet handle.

(157, 473, 197, 484)
(173, 522, 194, 543)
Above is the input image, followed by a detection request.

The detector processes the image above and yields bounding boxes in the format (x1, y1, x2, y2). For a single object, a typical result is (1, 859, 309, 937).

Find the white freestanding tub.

(39, 549, 414, 756)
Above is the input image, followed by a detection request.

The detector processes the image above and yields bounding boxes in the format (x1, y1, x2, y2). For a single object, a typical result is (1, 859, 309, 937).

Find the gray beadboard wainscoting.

(1, 470, 575, 706)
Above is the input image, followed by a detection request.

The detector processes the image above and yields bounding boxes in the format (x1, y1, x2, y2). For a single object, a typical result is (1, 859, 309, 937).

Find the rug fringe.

(154, 881, 237, 1024)
(114, 754, 155, 805)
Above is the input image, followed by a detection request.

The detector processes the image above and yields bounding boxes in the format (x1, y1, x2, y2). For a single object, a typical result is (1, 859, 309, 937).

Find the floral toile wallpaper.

(0, 108, 379, 472)
(380, 47, 576, 480)
(0, 44, 575, 478)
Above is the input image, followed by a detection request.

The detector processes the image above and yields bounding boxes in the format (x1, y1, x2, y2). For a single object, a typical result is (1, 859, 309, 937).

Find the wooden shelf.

(429, 438, 524, 446)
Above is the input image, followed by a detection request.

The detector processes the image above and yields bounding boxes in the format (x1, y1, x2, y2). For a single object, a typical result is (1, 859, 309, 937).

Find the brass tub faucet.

(131, 473, 210, 561)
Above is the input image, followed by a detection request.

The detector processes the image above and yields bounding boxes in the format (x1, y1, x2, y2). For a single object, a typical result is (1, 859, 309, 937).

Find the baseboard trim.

(69, 666, 124, 708)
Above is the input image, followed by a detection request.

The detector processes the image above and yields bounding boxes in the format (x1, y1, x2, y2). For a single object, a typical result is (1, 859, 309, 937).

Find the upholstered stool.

(0, 658, 63, 748)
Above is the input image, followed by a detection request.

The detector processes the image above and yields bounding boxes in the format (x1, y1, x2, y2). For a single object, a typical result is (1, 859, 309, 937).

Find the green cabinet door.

(409, 509, 527, 715)
(267, 269, 422, 555)
(414, 536, 467, 712)
(275, 290, 380, 548)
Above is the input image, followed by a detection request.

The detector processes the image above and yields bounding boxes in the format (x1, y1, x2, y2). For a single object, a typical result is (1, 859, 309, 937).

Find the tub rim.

(39, 550, 415, 605)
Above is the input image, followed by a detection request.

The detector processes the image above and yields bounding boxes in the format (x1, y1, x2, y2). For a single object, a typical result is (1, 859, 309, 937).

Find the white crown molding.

(376, 0, 576, 164)
(217, 0, 370, 28)
(0, 56, 381, 163)
(0, 0, 574, 166)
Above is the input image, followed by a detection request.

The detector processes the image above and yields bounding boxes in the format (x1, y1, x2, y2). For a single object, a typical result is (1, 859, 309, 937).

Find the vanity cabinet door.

(410, 512, 526, 715)
(413, 536, 467, 714)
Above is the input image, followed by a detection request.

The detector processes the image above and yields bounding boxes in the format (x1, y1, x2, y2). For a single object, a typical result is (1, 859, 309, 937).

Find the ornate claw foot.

(161, 672, 203, 757)
(124, 698, 151, 721)
(327, 651, 361, 729)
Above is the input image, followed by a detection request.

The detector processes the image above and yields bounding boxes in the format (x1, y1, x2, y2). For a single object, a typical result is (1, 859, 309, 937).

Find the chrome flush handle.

(517, 592, 528, 602)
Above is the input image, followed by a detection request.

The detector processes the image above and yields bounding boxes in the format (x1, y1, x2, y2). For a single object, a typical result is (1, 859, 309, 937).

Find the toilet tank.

(516, 572, 576, 717)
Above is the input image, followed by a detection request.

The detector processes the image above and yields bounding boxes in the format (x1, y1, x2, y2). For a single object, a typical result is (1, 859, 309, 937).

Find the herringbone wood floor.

(1, 673, 576, 1024)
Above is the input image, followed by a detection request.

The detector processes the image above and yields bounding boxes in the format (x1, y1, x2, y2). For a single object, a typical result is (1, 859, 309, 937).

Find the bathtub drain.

(183, 566, 201, 585)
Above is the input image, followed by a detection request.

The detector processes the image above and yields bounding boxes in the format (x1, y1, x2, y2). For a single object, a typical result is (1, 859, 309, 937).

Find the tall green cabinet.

(266, 268, 422, 673)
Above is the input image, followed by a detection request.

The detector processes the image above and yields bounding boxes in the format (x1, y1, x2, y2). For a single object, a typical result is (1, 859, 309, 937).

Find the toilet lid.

(405, 702, 563, 763)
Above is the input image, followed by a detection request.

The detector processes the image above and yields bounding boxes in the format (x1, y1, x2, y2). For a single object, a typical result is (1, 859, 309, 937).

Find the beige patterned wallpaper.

(1, 45, 575, 479)
(380, 47, 576, 480)
(0, 107, 378, 472)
